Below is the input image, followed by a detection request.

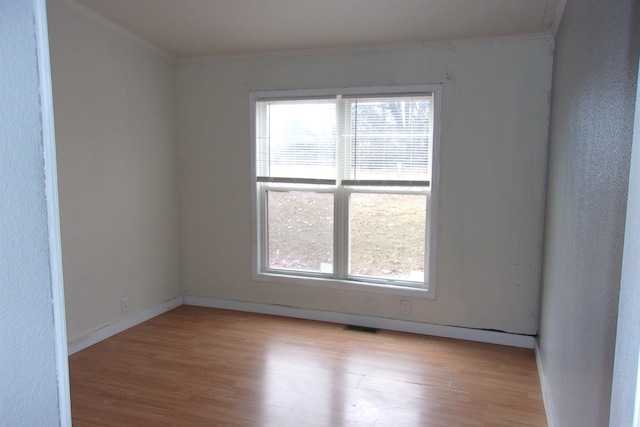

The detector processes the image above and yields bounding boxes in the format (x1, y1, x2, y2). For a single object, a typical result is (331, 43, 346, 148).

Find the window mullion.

(334, 187, 348, 279)
(334, 96, 348, 279)
(258, 184, 269, 272)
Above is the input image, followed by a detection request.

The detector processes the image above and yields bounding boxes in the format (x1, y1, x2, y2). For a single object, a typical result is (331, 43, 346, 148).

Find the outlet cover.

(400, 300, 411, 316)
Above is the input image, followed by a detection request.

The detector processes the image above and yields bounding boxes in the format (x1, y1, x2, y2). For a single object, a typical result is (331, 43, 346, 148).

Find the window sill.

(253, 271, 435, 299)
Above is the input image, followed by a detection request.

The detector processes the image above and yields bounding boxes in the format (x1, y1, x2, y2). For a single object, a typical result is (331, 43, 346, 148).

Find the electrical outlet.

(400, 300, 411, 316)
(121, 297, 129, 313)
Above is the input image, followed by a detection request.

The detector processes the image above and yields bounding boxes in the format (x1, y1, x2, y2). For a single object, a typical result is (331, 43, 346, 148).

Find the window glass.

(257, 100, 336, 181)
(266, 190, 334, 274)
(348, 192, 426, 282)
(343, 97, 432, 182)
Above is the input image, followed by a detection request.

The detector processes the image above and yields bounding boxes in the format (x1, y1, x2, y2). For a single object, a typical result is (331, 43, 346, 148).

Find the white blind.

(256, 99, 336, 183)
(256, 93, 433, 186)
(341, 95, 432, 184)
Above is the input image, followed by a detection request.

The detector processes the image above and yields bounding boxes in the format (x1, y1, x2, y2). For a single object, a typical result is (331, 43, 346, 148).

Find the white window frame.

(250, 85, 441, 299)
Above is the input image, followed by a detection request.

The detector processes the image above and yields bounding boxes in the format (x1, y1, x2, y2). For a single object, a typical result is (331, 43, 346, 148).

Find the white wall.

(48, 0, 181, 343)
(538, 0, 640, 425)
(177, 35, 553, 335)
(0, 0, 68, 424)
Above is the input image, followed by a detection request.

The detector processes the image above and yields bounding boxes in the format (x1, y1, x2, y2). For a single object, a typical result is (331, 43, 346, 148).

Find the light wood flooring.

(68, 305, 547, 426)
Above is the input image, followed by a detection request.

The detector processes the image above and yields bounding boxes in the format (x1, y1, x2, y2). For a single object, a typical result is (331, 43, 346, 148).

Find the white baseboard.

(67, 295, 535, 355)
(184, 296, 535, 349)
(535, 339, 558, 427)
(67, 296, 184, 355)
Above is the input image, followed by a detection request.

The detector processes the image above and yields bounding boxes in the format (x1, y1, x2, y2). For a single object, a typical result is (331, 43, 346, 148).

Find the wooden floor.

(69, 305, 547, 427)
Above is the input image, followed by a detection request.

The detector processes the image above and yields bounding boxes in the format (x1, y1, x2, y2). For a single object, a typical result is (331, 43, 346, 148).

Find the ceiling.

(69, 0, 566, 59)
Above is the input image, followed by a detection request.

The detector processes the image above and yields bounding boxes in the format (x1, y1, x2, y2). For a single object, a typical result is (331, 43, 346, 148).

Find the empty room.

(1, 0, 639, 426)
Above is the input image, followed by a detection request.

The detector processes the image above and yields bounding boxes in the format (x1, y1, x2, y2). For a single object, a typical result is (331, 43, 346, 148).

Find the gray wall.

(538, 0, 640, 425)
(178, 35, 553, 335)
(0, 0, 67, 425)
(610, 58, 640, 427)
(48, 0, 182, 343)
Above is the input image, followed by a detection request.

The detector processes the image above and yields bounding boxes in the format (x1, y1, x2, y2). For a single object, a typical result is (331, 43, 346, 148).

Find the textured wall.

(0, 0, 62, 425)
(178, 35, 553, 335)
(609, 57, 640, 427)
(48, 0, 182, 343)
(538, 0, 640, 425)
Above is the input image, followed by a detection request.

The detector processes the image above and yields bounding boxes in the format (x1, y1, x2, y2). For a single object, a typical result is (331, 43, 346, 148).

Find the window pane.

(257, 99, 336, 180)
(267, 190, 334, 273)
(349, 193, 426, 282)
(343, 96, 432, 182)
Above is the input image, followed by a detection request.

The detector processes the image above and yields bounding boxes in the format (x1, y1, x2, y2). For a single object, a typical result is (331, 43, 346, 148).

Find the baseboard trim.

(184, 296, 535, 349)
(67, 295, 535, 355)
(67, 296, 184, 355)
(535, 339, 558, 427)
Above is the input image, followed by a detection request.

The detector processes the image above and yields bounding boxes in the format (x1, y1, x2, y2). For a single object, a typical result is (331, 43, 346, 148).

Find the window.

(251, 86, 440, 297)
